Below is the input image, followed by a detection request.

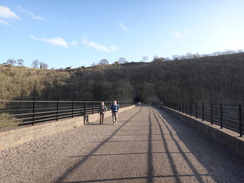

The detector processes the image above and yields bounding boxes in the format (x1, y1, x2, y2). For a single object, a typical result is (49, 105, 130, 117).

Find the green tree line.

(0, 53, 243, 105)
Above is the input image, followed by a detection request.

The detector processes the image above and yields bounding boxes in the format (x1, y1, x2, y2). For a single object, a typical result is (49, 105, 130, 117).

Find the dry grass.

(0, 113, 19, 129)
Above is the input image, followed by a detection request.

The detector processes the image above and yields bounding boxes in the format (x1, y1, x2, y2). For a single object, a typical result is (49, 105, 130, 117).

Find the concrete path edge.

(0, 105, 135, 150)
(163, 106, 244, 159)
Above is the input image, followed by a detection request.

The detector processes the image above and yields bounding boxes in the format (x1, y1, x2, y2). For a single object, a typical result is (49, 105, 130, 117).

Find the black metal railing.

(164, 103, 243, 137)
(0, 99, 133, 128)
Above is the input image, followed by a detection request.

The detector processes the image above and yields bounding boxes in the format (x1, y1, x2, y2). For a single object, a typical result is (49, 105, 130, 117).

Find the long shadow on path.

(54, 108, 142, 183)
(154, 107, 244, 183)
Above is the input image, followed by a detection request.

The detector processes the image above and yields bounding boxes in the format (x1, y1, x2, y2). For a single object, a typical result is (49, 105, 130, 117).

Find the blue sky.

(1, 0, 244, 69)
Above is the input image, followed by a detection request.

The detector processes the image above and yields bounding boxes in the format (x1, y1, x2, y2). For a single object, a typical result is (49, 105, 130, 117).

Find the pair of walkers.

(98, 101, 120, 125)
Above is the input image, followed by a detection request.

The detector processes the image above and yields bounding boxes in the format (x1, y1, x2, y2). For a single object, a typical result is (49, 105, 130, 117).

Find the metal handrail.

(0, 99, 133, 128)
(164, 102, 243, 137)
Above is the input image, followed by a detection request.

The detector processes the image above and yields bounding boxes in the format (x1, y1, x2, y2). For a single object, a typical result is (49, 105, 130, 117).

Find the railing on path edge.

(0, 100, 134, 129)
(163, 103, 243, 137)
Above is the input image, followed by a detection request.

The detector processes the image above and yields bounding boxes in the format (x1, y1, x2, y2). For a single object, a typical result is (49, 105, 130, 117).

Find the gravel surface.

(1, 106, 244, 183)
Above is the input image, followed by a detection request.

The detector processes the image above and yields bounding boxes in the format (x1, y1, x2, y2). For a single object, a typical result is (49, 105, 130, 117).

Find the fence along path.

(1, 106, 244, 183)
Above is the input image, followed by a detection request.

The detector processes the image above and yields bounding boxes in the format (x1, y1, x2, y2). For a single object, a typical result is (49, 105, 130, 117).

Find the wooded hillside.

(1, 53, 243, 105)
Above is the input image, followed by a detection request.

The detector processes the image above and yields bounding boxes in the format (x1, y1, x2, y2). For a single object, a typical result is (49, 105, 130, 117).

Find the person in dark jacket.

(110, 100, 120, 125)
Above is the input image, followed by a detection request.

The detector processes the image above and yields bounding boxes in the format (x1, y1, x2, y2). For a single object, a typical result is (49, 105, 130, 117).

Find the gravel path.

(1, 106, 244, 183)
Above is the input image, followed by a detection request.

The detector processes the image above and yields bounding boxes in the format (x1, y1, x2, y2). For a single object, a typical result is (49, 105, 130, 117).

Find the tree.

(99, 59, 109, 65)
(17, 59, 24, 67)
(32, 60, 40, 68)
(172, 55, 180, 60)
(152, 57, 166, 63)
(153, 55, 159, 59)
(3, 59, 16, 66)
(118, 57, 127, 64)
(40, 62, 48, 69)
(142, 56, 148, 62)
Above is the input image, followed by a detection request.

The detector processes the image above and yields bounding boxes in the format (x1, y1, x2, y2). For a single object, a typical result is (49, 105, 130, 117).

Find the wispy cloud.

(173, 28, 190, 39)
(173, 31, 182, 39)
(30, 35, 68, 48)
(82, 39, 117, 52)
(71, 40, 78, 46)
(0, 5, 20, 26)
(0, 19, 11, 27)
(18, 7, 44, 21)
(119, 21, 129, 34)
(0, 5, 19, 19)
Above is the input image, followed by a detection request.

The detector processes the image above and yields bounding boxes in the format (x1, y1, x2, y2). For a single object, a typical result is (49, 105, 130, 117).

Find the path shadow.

(153, 106, 244, 183)
(54, 108, 142, 183)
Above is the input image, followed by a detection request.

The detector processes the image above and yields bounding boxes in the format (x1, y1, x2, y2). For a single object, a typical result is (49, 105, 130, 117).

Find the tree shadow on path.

(54, 108, 142, 183)
(154, 107, 244, 183)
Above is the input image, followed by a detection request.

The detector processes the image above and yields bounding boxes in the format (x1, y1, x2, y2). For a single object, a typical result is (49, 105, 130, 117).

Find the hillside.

(1, 53, 244, 105)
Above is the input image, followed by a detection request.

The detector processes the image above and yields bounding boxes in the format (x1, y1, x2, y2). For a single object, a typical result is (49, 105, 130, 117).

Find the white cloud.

(173, 31, 182, 39)
(30, 35, 38, 40)
(0, 19, 11, 26)
(0, 6, 19, 19)
(71, 40, 78, 46)
(82, 39, 117, 52)
(110, 45, 118, 51)
(0, 6, 20, 26)
(30, 35, 68, 48)
(119, 21, 129, 34)
(18, 7, 44, 21)
(43, 37, 68, 48)
(173, 29, 190, 39)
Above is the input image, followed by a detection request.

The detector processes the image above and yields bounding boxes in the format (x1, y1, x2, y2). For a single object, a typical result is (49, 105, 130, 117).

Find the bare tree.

(40, 62, 48, 69)
(17, 59, 24, 67)
(142, 56, 148, 62)
(152, 57, 166, 62)
(118, 57, 127, 64)
(153, 55, 159, 59)
(186, 52, 194, 59)
(3, 59, 16, 65)
(172, 55, 180, 60)
(99, 59, 109, 65)
(32, 60, 40, 68)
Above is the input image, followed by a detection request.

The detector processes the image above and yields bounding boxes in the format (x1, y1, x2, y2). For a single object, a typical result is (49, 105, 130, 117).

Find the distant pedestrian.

(160, 102, 163, 108)
(98, 102, 107, 124)
(110, 100, 120, 125)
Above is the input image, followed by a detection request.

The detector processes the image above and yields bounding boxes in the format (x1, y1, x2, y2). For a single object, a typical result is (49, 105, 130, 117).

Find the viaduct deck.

(1, 106, 244, 183)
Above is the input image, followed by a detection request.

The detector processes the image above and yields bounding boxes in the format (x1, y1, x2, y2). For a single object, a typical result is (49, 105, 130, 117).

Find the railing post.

(190, 103, 192, 116)
(202, 103, 204, 121)
(84, 101, 86, 115)
(211, 103, 213, 125)
(195, 103, 197, 119)
(239, 104, 242, 137)
(220, 104, 223, 128)
(92, 101, 94, 114)
(186, 103, 187, 115)
(182, 102, 184, 113)
(72, 99, 74, 118)
(56, 99, 59, 121)
(32, 98, 36, 125)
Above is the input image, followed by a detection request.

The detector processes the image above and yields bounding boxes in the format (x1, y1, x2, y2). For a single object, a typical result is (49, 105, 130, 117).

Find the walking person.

(98, 102, 107, 124)
(110, 100, 120, 125)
